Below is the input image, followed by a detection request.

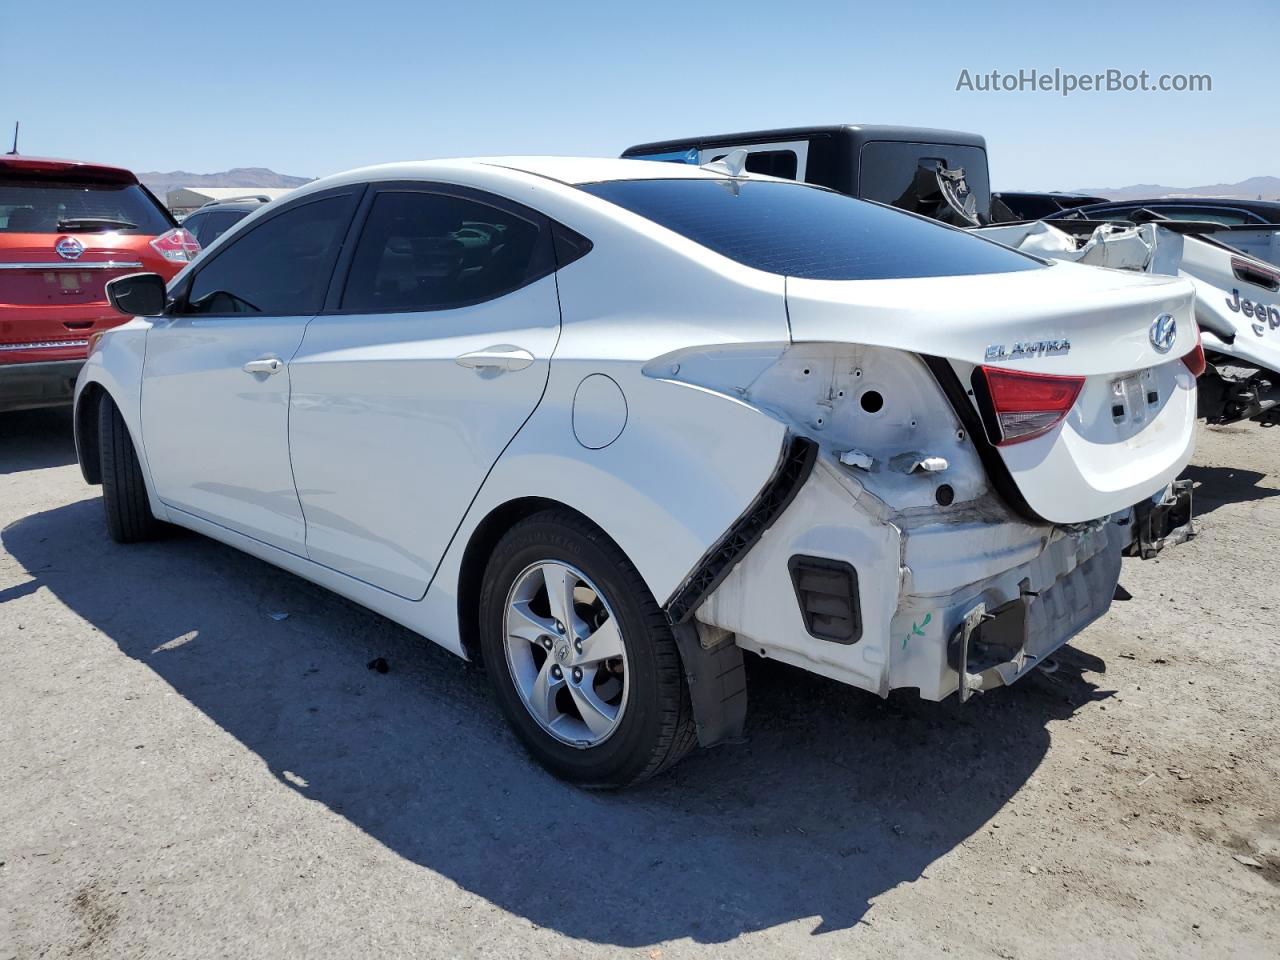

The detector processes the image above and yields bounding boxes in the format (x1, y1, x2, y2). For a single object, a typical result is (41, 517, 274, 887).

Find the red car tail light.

(150, 227, 200, 264)
(1182, 323, 1206, 378)
(977, 366, 1085, 446)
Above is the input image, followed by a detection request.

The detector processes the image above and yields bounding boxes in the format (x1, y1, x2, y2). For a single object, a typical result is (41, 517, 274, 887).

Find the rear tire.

(479, 509, 696, 787)
(98, 397, 164, 544)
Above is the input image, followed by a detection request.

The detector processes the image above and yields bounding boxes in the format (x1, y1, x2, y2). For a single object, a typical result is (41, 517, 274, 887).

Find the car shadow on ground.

(0, 408, 77, 475)
(2, 498, 1111, 946)
(1181, 462, 1280, 519)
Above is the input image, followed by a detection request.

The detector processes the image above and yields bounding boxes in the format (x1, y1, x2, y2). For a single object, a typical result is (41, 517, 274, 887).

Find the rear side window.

(858, 142, 992, 224)
(184, 195, 354, 316)
(0, 180, 172, 235)
(707, 150, 798, 180)
(580, 178, 1041, 280)
(191, 209, 246, 246)
(341, 190, 551, 312)
(745, 150, 798, 180)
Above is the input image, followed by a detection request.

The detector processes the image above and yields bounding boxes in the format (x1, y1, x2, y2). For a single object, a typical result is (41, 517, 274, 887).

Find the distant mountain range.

(1070, 176, 1280, 203)
(136, 168, 1279, 207)
(138, 167, 313, 198)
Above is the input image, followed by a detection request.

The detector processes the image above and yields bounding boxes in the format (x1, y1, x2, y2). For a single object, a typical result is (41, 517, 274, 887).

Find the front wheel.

(97, 397, 165, 544)
(478, 510, 696, 787)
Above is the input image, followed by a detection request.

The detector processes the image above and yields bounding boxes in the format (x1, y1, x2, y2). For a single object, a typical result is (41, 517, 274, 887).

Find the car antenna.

(6, 122, 17, 155)
(700, 148, 748, 177)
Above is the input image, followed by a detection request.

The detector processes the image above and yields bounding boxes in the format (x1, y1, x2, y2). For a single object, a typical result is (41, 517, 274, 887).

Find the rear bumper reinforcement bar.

(1124, 479, 1194, 560)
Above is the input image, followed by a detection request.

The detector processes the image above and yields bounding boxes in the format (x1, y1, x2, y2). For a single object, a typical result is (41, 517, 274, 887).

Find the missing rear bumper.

(946, 530, 1123, 701)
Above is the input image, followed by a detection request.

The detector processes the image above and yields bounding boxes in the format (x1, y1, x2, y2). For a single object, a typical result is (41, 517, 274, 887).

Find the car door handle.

(243, 357, 283, 375)
(454, 345, 535, 372)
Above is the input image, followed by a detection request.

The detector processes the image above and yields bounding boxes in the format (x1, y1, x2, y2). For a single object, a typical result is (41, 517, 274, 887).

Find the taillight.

(150, 227, 200, 263)
(1182, 323, 1206, 378)
(977, 366, 1085, 446)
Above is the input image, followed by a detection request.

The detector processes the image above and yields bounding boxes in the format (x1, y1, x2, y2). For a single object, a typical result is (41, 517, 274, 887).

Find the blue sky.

(2, 0, 1274, 190)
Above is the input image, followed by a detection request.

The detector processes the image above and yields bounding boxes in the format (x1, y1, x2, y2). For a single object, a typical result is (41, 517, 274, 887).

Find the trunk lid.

(786, 261, 1198, 523)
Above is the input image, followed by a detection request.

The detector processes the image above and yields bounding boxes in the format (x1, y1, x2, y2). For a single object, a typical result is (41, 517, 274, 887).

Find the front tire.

(479, 509, 696, 787)
(98, 398, 164, 544)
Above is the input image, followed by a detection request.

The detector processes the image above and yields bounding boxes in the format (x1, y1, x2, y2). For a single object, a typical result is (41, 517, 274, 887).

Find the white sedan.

(75, 156, 1201, 786)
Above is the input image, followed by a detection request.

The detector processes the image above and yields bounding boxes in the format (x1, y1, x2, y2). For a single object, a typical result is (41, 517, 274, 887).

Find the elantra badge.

(55, 236, 84, 260)
(1149, 313, 1177, 353)
(984, 338, 1070, 362)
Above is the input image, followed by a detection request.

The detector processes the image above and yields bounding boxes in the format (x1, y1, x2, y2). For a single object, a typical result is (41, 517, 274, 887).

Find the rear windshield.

(0, 180, 173, 235)
(578, 179, 1040, 280)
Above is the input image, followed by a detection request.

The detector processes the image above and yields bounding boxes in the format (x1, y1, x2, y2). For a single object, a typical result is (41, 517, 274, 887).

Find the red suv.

(0, 155, 198, 412)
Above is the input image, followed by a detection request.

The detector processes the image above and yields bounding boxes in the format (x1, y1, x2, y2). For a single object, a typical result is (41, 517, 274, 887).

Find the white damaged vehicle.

(74, 158, 1199, 786)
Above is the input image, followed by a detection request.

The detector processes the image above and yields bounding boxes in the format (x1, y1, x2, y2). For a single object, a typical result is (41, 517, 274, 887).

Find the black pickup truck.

(623, 124, 1005, 226)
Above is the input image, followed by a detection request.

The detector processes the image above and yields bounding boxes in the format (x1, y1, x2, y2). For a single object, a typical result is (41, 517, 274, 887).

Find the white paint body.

(980, 220, 1280, 385)
(77, 157, 1197, 700)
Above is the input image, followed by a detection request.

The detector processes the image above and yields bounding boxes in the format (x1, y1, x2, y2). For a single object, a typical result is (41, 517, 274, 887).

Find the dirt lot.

(0, 408, 1276, 959)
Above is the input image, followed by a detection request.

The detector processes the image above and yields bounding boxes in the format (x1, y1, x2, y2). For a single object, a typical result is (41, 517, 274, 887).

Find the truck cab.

(622, 125, 994, 227)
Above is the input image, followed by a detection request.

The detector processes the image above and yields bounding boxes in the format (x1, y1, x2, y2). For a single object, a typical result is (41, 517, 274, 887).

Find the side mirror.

(106, 272, 168, 318)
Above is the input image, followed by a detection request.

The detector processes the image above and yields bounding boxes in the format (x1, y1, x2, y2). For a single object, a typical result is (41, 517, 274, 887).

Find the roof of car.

(283, 156, 764, 204)
(478, 156, 744, 184)
(0, 154, 139, 184)
(187, 202, 263, 215)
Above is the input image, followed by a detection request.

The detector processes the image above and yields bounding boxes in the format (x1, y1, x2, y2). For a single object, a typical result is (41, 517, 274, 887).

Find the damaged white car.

(74, 158, 1199, 786)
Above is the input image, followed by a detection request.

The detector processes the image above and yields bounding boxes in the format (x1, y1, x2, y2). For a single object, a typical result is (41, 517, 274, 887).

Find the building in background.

(165, 186, 297, 217)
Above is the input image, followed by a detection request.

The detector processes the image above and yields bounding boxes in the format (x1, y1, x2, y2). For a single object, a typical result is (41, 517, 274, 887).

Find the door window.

(340, 190, 553, 312)
(183, 194, 355, 315)
(744, 150, 798, 180)
(858, 141, 992, 222)
(188, 209, 245, 246)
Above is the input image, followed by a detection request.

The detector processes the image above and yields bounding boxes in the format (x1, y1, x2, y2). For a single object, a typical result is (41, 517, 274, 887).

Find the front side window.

(341, 190, 550, 312)
(184, 195, 353, 315)
(580, 178, 1041, 280)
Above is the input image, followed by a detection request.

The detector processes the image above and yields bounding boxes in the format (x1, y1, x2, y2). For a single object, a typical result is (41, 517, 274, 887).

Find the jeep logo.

(1226, 288, 1280, 336)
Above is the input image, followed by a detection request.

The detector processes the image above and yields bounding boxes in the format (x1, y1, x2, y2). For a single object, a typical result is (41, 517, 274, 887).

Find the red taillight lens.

(150, 227, 200, 264)
(978, 366, 1085, 446)
(1182, 323, 1206, 378)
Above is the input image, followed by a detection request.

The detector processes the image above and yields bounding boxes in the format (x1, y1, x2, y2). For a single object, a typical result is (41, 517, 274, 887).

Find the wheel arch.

(455, 496, 603, 664)
(74, 381, 106, 484)
(454, 493, 751, 749)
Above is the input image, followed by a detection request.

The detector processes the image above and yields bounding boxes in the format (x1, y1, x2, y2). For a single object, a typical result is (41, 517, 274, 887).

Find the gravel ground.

(1, 408, 1276, 959)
